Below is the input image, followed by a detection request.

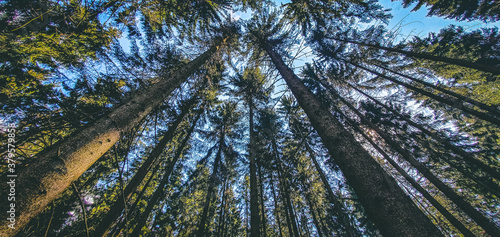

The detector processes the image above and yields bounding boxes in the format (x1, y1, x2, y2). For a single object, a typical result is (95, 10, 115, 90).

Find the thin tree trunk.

(221, 180, 229, 237)
(304, 143, 359, 237)
(374, 64, 500, 116)
(329, 37, 500, 75)
(196, 128, 225, 237)
(131, 110, 202, 236)
(349, 84, 500, 190)
(276, 165, 294, 237)
(290, 197, 302, 237)
(263, 44, 442, 236)
(338, 108, 475, 236)
(257, 162, 267, 237)
(303, 181, 324, 237)
(72, 183, 90, 237)
(112, 145, 129, 236)
(93, 91, 202, 236)
(0, 40, 225, 236)
(335, 90, 500, 236)
(249, 100, 262, 237)
(216, 179, 227, 237)
(270, 172, 284, 237)
(276, 158, 300, 237)
(110, 161, 162, 237)
(350, 61, 500, 126)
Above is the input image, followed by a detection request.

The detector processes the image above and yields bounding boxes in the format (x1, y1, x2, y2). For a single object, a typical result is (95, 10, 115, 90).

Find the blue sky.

(378, 0, 500, 41)
(234, 0, 499, 40)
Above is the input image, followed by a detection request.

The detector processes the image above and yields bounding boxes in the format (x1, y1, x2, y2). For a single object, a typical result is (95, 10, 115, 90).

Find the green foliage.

(399, 0, 500, 21)
(4, 1, 500, 236)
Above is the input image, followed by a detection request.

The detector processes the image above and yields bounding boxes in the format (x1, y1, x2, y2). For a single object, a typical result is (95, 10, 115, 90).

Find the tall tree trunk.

(334, 90, 500, 236)
(337, 107, 476, 236)
(276, 157, 300, 237)
(304, 143, 359, 237)
(196, 128, 225, 237)
(216, 179, 228, 237)
(270, 172, 284, 237)
(350, 61, 500, 126)
(110, 161, 162, 237)
(249, 100, 262, 237)
(0, 40, 225, 236)
(94, 94, 201, 237)
(262, 44, 442, 236)
(328, 37, 500, 75)
(276, 165, 294, 237)
(349, 84, 500, 192)
(302, 180, 324, 237)
(131, 110, 202, 236)
(257, 162, 267, 237)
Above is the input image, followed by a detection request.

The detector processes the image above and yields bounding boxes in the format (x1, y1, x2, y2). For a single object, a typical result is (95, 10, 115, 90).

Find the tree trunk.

(263, 44, 442, 236)
(0, 40, 224, 236)
(304, 143, 359, 237)
(130, 110, 202, 236)
(338, 108, 475, 236)
(196, 127, 225, 237)
(349, 84, 500, 191)
(93, 94, 201, 237)
(302, 179, 324, 237)
(350, 61, 500, 126)
(216, 179, 228, 237)
(335, 90, 500, 236)
(249, 100, 262, 237)
(110, 161, 162, 237)
(329, 37, 500, 75)
(276, 157, 300, 237)
(270, 172, 284, 237)
(374, 64, 500, 117)
(257, 162, 267, 237)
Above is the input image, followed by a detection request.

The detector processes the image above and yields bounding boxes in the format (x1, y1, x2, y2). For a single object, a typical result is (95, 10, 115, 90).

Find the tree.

(196, 102, 242, 237)
(0, 31, 232, 236)
(130, 107, 203, 236)
(92, 84, 205, 236)
(230, 66, 271, 236)
(246, 11, 442, 236)
(3, 1, 500, 236)
(397, 0, 500, 21)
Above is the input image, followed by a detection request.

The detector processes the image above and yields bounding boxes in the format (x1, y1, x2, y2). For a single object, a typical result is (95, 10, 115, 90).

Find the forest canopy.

(1, 0, 499, 236)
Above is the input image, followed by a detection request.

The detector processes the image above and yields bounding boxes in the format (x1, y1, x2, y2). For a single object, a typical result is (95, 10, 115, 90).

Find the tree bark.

(249, 100, 262, 237)
(338, 108, 475, 236)
(258, 162, 267, 237)
(93, 94, 201, 237)
(335, 90, 500, 236)
(263, 44, 442, 236)
(0, 40, 224, 236)
(349, 84, 500, 189)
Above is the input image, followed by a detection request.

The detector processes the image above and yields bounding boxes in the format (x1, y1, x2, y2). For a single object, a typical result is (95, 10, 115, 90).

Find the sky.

(233, 0, 500, 40)
(378, 0, 500, 41)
